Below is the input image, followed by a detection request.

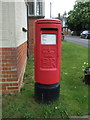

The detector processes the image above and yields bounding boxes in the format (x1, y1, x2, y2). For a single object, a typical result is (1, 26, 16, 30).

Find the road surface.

(64, 35, 90, 48)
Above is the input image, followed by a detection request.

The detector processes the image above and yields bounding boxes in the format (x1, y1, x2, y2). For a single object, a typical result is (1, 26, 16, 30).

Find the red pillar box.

(34, 19, 62, 103)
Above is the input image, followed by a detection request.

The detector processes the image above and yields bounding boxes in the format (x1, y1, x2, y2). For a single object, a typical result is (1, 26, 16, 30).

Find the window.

(28, 0, 44, 16)
(36, 2, 43, 16)
(28, 2, 35, 15)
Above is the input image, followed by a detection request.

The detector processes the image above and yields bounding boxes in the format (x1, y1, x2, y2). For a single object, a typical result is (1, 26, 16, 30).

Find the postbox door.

(40, 29, 58, 69)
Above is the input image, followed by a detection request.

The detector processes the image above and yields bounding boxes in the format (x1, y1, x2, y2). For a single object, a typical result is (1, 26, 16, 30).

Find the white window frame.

(28, 0, 44, 16)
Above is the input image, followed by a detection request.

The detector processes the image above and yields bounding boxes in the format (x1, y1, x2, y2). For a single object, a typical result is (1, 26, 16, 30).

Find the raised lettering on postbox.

(41, 48, 56, 69)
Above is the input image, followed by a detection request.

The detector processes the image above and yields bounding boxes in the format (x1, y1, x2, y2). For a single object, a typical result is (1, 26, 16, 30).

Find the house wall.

(15, 2, 27, 47)
(0, 2, 16, 48)
(28, 18, 36, 56)
(0, 1, 27, 93)
(28, 17, 44, 56)
(27, 0, 45, 56)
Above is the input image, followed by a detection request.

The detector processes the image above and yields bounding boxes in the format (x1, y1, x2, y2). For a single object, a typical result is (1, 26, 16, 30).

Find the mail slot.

(34, 19, 62, 103)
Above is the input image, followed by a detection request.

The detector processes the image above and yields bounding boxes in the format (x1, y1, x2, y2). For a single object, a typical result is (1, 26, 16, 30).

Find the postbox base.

(35, 82, 60, 104)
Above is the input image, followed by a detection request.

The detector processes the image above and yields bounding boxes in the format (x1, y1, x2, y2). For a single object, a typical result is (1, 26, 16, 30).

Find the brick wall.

(0, 42, 27, 93)
(28, 17, 45, 56)
(28, 18, 36, 56)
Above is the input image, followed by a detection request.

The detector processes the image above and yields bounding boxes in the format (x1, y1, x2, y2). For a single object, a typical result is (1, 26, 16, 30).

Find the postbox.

(34, 19, 62, 103)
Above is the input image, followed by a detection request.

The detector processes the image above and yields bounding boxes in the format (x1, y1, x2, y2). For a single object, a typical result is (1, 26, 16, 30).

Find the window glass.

(28, 2, 34, 15)
(83, 31, 88, 34)
(36, 2, 43, 16)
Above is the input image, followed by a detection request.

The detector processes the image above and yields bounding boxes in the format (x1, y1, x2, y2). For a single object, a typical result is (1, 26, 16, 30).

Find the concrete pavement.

(64, 35, 90, 48)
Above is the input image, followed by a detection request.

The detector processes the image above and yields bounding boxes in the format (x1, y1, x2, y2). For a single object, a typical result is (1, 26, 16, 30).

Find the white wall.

(0, 2, 2, 47)
(15, 1, 27, 47)
(0, 1, 27, 48)
(0, 2, 16, 47)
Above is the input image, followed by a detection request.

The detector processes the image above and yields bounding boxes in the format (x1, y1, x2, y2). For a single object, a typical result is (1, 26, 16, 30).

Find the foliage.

(67, 2, 90, 34)
(84, 66, 90, 75)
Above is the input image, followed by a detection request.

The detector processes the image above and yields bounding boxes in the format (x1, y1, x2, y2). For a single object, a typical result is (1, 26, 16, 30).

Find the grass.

(2, 41, 89, 118)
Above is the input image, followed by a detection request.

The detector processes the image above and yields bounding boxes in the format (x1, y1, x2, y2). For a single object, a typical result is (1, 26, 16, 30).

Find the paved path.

(70, 115, 90, 120)
(64, 35, 90, 48)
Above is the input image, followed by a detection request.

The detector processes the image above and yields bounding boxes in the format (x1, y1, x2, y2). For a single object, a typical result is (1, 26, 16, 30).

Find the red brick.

(8, 87, 19, 90)
(0, 41, 27, 93)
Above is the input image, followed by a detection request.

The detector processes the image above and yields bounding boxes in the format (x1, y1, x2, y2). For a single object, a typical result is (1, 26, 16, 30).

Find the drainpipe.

(50, 2, 52, 18)
(26, 3, 30, 58)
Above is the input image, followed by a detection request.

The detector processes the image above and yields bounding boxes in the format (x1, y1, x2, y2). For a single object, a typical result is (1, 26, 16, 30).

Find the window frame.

(28, 0, 44, 16)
